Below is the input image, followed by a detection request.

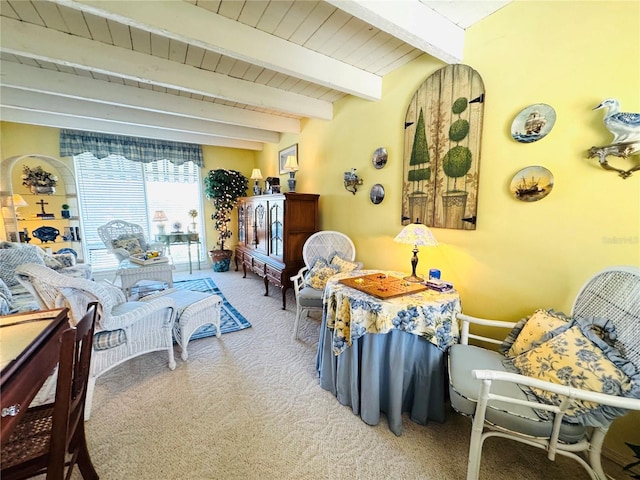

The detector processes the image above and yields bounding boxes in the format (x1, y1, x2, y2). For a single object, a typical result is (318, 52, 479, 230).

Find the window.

(74, 153, 204, 271)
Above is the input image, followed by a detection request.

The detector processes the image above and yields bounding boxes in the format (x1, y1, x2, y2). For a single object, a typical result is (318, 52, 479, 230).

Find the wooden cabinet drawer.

(265, 265, 284, 287)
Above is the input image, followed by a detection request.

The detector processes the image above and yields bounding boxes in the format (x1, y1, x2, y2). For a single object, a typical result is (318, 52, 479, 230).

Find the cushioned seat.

(297, 286, 323, 308)
(448, 344, 585, 444)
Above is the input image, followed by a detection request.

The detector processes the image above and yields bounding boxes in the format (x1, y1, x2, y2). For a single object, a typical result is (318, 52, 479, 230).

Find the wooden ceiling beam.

(1, 62, 300, 134)
(326, 0, 464, 64)
(49, 0, 382, 101)
(0, 16, 333, 120)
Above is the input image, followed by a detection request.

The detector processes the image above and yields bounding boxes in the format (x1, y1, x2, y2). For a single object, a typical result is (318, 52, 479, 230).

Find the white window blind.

(74, 153, 204, 271)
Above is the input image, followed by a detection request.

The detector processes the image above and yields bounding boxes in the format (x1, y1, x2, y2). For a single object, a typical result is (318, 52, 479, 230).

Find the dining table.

(0, 308, 69, 444)
(316, 270, 461, 436)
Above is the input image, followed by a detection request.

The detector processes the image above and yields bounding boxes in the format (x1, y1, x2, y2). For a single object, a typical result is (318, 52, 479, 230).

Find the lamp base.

(403, 274, 424, 283)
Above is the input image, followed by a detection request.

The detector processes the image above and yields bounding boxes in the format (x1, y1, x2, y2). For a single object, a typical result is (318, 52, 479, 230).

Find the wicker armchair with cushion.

(97, 219, 165, 262)
(14, 263, 177, 420)
(448, 266, 640, 480)
(290, 231, 362, 340)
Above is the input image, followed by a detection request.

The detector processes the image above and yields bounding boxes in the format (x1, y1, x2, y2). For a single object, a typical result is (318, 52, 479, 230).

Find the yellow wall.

(253, 0, 640, 463)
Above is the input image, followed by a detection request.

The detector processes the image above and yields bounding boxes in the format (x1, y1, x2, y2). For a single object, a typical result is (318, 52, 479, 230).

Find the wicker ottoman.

(145, 289, 222, 360)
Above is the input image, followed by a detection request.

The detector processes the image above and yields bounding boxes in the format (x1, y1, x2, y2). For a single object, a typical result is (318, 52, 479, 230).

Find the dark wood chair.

(1, 303, 101, 480)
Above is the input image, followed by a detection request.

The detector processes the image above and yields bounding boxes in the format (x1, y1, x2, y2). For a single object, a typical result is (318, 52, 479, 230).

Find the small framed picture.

(279, 144, 298, 175)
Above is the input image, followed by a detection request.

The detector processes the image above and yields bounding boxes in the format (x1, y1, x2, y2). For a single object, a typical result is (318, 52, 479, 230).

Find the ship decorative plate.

(510, 166, 554, 202)
(32, 226, 60, 243)
(511, 104, 556, 143)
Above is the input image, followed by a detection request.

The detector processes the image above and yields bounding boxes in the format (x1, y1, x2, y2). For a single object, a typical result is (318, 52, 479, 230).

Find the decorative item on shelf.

(18, 228, 31, 243)
(587, 98, 640, 179)
(204, 168, 248, 272)
(152, 210, 168, 234)
(35, 198, 54, 219)
(344, 168, 363, 195)
(393, 220, 438, 283)
(21, 165, 58, 195)
(372, 147, 388, 169)
(250, 168, 263, 195)
(172, 221, 183, 233)
(11, 194, 28, 220)
(61, 203, 71, 219)
(188, 209, 198, 233)
(265, 177, 280, 194)
(283, 155, 299, 192)
(32, 226, 60, 244)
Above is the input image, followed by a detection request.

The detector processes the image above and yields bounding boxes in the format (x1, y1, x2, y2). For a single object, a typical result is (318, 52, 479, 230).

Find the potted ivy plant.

(204, 169, 248, 272)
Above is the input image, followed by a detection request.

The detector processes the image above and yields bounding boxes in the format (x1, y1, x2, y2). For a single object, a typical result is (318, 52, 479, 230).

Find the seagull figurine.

(593, 98, 640, 144)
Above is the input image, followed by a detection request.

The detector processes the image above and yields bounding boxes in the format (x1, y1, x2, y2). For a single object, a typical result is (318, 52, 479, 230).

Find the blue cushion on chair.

(298, 286, 324, 308)
(448, 343, 586, 443)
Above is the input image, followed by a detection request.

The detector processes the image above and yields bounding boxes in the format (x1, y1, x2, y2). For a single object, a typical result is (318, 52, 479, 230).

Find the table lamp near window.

(152, 210, 168, 235)
(283, 155, 299, 192)
(393, 221, 438, 282)
(250, 168, 263, 195)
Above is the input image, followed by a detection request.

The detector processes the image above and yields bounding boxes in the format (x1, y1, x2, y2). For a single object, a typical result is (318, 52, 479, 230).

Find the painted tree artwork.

(402, 64, 485, 230)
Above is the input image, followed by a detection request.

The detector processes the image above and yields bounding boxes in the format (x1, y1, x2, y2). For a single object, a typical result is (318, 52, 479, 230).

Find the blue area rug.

(173, 277, 251, 339)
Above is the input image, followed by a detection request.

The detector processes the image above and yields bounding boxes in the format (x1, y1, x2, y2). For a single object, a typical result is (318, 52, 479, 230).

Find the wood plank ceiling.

(0, 0, 511, 150)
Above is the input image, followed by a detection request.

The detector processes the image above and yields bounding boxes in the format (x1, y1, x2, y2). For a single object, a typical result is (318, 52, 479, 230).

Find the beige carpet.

(70, 269, 623, 480)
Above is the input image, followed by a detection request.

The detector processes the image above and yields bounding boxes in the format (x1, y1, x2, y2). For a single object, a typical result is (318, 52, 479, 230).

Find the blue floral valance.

(59, 129, 203, 167)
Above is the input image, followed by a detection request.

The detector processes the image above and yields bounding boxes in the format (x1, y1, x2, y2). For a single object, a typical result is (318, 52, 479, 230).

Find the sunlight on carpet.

(173, 277, 251, 339)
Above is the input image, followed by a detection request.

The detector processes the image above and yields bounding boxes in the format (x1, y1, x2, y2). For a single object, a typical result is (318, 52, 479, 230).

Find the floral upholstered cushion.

(504, 323, 640, 426)
(304, 258, 340, 290)
(500, 309, 572, 357)
(330, 253, 361, 273)
(112, 236, 144, 255)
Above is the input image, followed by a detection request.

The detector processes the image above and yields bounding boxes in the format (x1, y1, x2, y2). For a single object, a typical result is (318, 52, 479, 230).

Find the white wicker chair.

(97, 219, 165, 262)
(448, 266, 640, 480)
(290, 231, 360, 340)
(14, 263, 177, 420)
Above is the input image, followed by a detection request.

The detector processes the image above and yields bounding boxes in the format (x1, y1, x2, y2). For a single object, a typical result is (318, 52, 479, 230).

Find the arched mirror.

(370, 184, 385, 204)
(372, 147, 388, 169)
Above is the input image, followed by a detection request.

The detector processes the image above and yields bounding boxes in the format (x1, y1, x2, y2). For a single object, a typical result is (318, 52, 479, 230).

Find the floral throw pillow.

(330, 253, 360, 273)
(112, 237, 143, 255)
(499, 309, 572, 357)
(504, 324, 640, 426)
(304, 258, 340, 290)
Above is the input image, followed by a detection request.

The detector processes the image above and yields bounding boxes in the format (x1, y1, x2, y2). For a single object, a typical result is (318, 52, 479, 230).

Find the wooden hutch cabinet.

(235, 193, 319, 309)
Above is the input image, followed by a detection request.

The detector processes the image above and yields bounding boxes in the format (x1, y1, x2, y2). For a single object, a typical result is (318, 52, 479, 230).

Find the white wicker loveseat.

(15, 263, 177, 419)
(0, 241, 92, 315)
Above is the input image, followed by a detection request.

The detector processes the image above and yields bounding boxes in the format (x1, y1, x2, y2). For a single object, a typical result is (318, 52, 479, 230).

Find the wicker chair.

(15, 263, 177, 420)
(1, 304, 99, 480)
(97, 219, 165, 262)
(290, 231, 360, 340)
(448, 266, 640, 480)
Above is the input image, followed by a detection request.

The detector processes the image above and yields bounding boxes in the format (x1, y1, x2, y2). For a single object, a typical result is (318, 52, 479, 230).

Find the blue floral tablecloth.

(324, 270, 461, 355)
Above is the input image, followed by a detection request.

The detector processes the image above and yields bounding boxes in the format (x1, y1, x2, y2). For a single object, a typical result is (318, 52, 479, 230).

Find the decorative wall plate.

(510, 166, 554, 202)
(511, 104, 556, 143)
(370, 184, 385, 204)
(32, 225, 60, 243)
(372, 147, 388, 169)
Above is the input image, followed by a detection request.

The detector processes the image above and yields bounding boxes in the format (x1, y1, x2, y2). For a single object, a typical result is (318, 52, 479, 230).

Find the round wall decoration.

(510, 166, 554, 202)
(511, 104, 556, 143)
(372, 147, 388, 169)
(369, 184, 385, 204)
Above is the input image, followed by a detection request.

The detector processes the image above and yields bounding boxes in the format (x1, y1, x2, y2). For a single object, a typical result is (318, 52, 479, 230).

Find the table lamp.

(283, 155, 299, 192)
(250, 168, 263, 195)
(393, 221, 438, 282)
(11, 194, 28, 220)
(152, 210, 168, 235)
